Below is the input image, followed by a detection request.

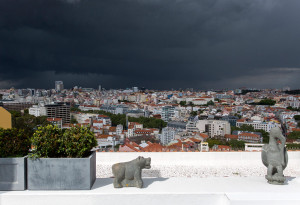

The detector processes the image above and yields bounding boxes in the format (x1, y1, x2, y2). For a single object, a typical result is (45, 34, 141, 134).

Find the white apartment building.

(196, 120, 231, 137)
(236, 120, 280, 132)
(161, 106, 175, 122)
(186, 120, 199, 132)
(160, 127, 176, 145)
(116, 124, 123, 136)
(29, 105, 46, 117)
(279, 112, 300, 122)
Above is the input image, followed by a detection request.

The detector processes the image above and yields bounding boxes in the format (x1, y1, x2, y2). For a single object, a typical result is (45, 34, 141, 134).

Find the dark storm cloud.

(1, 0, 300, 89)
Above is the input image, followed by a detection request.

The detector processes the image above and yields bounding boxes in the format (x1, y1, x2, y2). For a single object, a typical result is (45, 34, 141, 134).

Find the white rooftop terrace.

(1, 152, 300, 205)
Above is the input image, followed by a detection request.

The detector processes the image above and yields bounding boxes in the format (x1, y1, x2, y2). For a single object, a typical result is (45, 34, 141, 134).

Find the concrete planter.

(27, 152, 96, 190)
(0, 157, 27, 191)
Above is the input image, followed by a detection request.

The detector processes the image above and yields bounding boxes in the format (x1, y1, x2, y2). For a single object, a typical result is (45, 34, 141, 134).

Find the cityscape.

(1, 81, 300, 152)
(1, 0, 300, 204)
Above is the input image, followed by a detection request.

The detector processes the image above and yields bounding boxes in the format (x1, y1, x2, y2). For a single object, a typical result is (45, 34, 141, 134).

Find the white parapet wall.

(96, 151, 300, 178)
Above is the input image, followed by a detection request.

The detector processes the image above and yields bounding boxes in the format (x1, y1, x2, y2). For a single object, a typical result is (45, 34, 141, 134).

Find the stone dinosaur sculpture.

(112, 156, 151, 188)
(262, 126, 288, 185)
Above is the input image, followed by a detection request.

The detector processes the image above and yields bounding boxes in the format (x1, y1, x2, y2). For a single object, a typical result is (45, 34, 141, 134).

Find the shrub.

(0, 128, 30, 158)
(61, 126, 98, 158)
(30, 125, 97, 158)
(30, 125, 63, 158)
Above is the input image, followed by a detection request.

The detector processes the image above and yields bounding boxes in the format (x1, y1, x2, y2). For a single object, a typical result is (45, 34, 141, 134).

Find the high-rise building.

(196, 120, 231, 137)
(161, 106, 175, 122)
(98, 85, 102, 92)
(160, 127, 176, 145)
(132, 87, 138, 92)
(55, 81, 64, 92)
(45, 102, 70, 124)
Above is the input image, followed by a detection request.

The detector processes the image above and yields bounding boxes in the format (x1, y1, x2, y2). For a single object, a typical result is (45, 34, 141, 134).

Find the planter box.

(0, 157, 27, 191)
(27, 152, 96, 190)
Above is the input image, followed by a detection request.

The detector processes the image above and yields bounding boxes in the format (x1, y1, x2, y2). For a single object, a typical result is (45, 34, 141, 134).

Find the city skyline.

(1, 0, 300, 90)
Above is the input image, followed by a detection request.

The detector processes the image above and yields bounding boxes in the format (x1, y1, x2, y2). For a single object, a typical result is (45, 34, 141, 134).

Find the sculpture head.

(137, 156, 151, 169)
(269, 126, 282, 141)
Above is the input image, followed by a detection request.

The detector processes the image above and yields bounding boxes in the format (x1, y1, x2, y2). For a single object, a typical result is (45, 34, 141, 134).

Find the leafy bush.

(30, 125, 97, 158)
(286, 143, 300, 150)
(287, 131, 300, 140)
(61, 126, 98, 158)
(0, 128, 30, 158)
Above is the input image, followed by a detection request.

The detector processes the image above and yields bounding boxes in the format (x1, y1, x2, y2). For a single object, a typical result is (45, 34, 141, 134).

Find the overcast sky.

(1, 0, 300, 90)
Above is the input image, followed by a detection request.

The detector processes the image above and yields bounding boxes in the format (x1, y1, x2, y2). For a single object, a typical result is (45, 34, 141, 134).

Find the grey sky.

(1, 0, 300, 89)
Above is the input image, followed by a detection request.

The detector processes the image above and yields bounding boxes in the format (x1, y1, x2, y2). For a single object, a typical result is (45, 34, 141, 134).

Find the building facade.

(45, 103, 70, 124)
(161, 106, 175, 122)
(0, 107, 12, 129)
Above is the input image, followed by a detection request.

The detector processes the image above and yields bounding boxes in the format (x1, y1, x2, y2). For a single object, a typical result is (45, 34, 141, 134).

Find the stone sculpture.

(112, 156, 151, 188)
(261, 126, 288, 185)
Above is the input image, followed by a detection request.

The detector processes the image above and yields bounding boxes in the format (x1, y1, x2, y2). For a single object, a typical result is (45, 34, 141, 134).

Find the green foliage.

(206, 100, 215, 106)
(61, 127, 98, 158)
(70, 116, 78, 124)
(24, 109, 29, 114)
(190, 111, 198, 117)
(286, 143, 300, 150)
(206, 138, 228, 148)
(30, 125, 97, 158)
(30, 125, 63, 158)
(0, 128, 30, 157)
(229, 139, 246, 150)
(128, 116, 167, 130)
(206, 138, 246, 150)
(294, 115, 300, 121)
(240, 90, 260, 95)
(285, 90, 300, 95)
(70, 107, 81, 112)
(258, 99, 276, 105)
(10, 111, 50, 136)
(287, 131, 300, 140)
(179, 101, 186, 106)
(287, 106, 300, 111)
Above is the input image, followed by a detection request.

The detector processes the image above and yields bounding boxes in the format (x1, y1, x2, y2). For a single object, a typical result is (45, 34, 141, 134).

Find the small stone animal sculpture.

(112, 156, 151, 188)
(262, 126, 288, 185)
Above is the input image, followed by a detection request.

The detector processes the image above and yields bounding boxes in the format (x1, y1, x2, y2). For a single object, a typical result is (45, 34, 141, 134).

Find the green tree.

(0, 128, 30, 157)
(190, 111, 197, 117)
(206, 138, 228, 148)
(229, 139, 246, 150)
(258, 99, 276, 106)
(286, 143, 300, 150)
(70, 107, 81, 112)
(206, 100, 215, 106)
(10, 111, 50, 136)
(31, 125, 97, 158)
(179, 101, 186, 106)
(287, 131, 300, 140)
(294, 115, 300, 121)
(70, 116, 78, 124)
